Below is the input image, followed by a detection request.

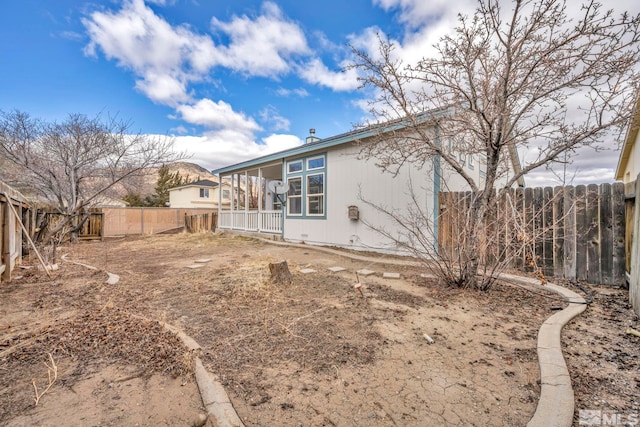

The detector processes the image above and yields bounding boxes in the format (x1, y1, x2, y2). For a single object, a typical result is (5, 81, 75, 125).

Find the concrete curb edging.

(160, 321, 244, 426)
(194, 358, 245, 427)
(497, 274, 587, 427)
(161, 322, 244, 426)
(526, 283, 587, 427)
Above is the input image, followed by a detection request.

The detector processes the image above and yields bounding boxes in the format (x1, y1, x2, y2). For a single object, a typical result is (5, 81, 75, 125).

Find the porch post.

(217, 174, 222, 218)
(244, 170, 249, 230)
(230, 174, 235, 229)
(258, 168, 263, 232)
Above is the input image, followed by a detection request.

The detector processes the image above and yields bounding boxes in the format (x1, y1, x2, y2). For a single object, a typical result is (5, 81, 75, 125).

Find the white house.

(615, 96, 640, 186)
(212, 119, 520, 255)
(169, 179, 227, 208)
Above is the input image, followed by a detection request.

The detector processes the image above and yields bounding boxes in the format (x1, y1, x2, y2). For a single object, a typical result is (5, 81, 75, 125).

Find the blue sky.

(0, 0, 637, 185)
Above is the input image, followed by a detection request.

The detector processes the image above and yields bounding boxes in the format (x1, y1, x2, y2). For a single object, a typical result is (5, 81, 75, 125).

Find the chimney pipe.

(305, 128, 320, 144)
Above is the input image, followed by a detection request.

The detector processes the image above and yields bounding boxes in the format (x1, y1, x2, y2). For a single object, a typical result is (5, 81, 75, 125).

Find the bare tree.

(0, 110, 183, 246)
(351, 0, 640, 289)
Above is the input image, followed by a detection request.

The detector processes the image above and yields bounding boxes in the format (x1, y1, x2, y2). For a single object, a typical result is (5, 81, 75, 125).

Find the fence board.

(563, 186, 576, 280)
(542, 187, 554, 277)
(1, 201, 9, 281)
(185, 212, 218, 233)
(553, 186, 565, 279)
(600, 184, 613, 285)
(514, 188, 524, 270)
(586, 184, 600, 283)
(575, 185, 588, 280)
(614, 182, 627, 286)
(524, 187, 534, 272)
(630, 177, 640, 316)
(0, 181, 31, 282)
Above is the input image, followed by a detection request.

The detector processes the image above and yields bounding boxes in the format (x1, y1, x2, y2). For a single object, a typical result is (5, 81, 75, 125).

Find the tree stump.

(269, 260, 293, 284)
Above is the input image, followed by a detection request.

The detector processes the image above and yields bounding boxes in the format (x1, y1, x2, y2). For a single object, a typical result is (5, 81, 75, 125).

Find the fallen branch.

(33, 352, 58, 406)
(626, 328, 640, 338)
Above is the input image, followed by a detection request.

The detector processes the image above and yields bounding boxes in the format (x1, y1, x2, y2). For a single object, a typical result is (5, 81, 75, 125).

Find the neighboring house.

(615, 96, 640, 187)
(213, 117, 521, 255)
(169, 179, 228, 208)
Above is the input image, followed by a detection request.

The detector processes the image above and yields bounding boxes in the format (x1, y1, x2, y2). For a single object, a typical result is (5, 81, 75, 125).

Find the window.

(286, 153, 326, 218)
(288, 160, 303, 174)
(307, 156, 325, 170)
(200, 188, 209, 198)
(459, 152, 466, 165)
(306, 173, 324, 215)
(287, 177, 302, 215)
(479, 155, 487, 177)
(222, 189, 230, 199)
(467, 154, 474, 169)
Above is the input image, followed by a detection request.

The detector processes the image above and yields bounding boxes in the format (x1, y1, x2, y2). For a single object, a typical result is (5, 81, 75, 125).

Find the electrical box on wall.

(348, 205, 359, 220)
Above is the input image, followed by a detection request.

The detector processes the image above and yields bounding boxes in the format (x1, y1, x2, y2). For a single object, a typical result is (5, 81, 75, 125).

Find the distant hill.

(166, 162, 216, 184)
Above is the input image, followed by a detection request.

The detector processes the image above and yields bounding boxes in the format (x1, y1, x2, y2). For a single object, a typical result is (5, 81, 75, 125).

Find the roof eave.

(212, 109, 449, 175)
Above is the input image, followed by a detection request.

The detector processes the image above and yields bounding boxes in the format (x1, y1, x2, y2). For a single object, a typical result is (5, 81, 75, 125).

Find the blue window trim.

(285, 153, 327, 219)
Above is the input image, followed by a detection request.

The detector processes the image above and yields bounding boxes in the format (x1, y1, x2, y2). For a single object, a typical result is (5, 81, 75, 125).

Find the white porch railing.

(219, 210, 282, 234)
(260, 211, 282, 233)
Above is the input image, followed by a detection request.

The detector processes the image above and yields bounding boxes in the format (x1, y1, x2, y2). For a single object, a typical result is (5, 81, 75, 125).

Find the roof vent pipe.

(306, 128, 320, 144)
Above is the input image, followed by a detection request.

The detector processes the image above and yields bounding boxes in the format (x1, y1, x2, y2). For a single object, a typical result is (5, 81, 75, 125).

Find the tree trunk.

(269, 261, 293, 284)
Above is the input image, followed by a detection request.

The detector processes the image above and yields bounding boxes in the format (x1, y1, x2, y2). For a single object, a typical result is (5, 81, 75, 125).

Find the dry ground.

(0, 232, 638, 426)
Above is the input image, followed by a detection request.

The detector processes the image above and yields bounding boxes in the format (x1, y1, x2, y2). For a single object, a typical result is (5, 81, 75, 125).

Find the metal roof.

(171, 179, 219, 189)
(211, 110, 447, 175)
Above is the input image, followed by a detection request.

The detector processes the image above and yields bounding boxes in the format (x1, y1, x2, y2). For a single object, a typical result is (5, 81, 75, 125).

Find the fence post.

(2, 201, 10, 281)
(553, 186, 565, 279)
(575, 185, 588, 280)
(629, 175, 640, 316)
(563, 186, 576, 280)
(599, 183, 613, 285)
(542, 187, 554, 277)
(586, 184, 601, 284)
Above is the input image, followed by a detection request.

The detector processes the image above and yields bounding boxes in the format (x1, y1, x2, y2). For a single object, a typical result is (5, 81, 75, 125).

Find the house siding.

(622, 131, 640, 184)
(283, 143, 437, 254)
(169, 186, 217, 208)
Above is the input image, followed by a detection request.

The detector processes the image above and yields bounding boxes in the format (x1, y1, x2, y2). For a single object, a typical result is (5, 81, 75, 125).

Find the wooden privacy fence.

(1, 181, 33, 282)
(41, 211, 104, 240)
(101, 207, 217, 236)
(438, 183, 625, 286)
(184, 212, 218, 233)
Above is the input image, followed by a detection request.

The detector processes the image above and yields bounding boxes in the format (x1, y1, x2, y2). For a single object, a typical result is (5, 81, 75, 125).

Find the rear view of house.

(212, 116, 512, 255)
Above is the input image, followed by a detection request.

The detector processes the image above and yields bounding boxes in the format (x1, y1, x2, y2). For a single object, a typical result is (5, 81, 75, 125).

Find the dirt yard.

(0, 233, 638, 426)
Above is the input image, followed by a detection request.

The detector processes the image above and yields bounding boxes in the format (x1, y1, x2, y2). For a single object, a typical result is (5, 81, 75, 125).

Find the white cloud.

(172, 131, 303, 171)
(373, 0, 476, 29)
(83, 0, 310, 105)
(176, 98, 261, 134)
(83, 0, 216, 104)
(299, 58, 360, 92)
(275, 87, 309, 98)
(210, 2, 309, 77)
(259, 106, 290, 132)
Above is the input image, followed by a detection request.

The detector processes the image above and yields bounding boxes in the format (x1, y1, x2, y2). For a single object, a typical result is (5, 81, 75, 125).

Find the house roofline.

(615, 95, 640, 181)
(171, 179, 219, 190)
(211, 109, 449, 175)
(211, 107, 524, 185)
